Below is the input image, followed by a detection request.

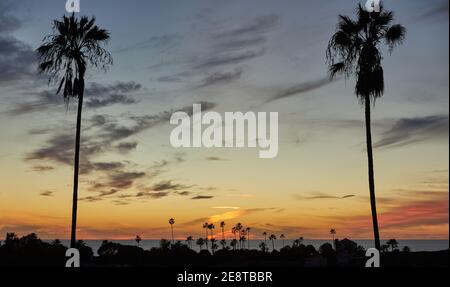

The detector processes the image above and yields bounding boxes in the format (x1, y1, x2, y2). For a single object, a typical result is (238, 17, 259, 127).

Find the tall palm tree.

(231, 227, 237, 241)
(269, 234, 276, 251)
(326, 3, 406, 250)
(207, 223, 215, 239)
(203, 222, 209, 250)
(169, 218, 175, 244)
(280, 234, 285, 248)
(262, 231, 267, 247)
(37, 14, 112, 248)
(220, 221, 226, 240)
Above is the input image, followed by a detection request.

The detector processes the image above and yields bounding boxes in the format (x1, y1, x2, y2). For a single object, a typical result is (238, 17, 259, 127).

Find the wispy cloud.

(39, 191, 54, 197)
(115, 34, 180, 53)
(374, 115, 448, 149)
(191, 195, 214, 200)
(293, 192, 355, 200)
(264, 77, 338, 105)
(7, 81, 142, 116)
(197, 67, 243, 88)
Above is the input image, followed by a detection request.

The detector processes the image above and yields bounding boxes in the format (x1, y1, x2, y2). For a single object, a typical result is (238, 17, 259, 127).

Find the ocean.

(52, 239, 449, 255)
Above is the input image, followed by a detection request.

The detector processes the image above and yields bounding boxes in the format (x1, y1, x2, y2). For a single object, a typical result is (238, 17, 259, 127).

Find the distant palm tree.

(246, 227, 251, 249)
(269, 234, 276, 251)
(235, 223, 243, 248)
(169, 218, 175, 244)
(262, 231, 267, 247)
(330, 229, 336, 247)
(203, 222, 209, 250)
(135, 235, 141, 247)
(280, 234, 285, 248)
(231, 227, 237, 242)
(186, 236, 193, 249)
(37, 14, 112, 248)
(220, 221, 226, 240)
(326, 3, 406, 251)
(196, 237, 205, 250)
(208, 223, 215, 239)
(330, 229, 336, 240)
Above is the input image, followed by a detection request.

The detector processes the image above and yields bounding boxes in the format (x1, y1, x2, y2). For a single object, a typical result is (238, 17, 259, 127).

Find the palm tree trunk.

(70, 87, 83, 248)
(70, 62, 85, 249)
(171, 225, 174, 244)
(365, 96, 381, 250)
(248, 232, 250, 249)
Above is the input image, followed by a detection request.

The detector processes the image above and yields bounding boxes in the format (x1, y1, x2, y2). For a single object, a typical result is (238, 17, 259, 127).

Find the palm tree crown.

(38, 14, 112, 102)
(326, 3, 405, 102)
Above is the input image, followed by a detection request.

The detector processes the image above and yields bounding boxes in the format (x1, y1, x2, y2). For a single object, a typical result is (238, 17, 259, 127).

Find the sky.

(0, 0, 448, 241)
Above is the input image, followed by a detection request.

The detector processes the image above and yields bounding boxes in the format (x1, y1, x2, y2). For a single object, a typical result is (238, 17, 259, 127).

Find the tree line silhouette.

(3, 231, 440, 267)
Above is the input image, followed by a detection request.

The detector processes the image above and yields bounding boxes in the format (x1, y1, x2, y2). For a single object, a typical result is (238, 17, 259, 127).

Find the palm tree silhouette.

(231, 226, 237, 242)
(135, 235, 141, 247)
(330, 229, 336, 242)
(169, 218, 175, 244)
(207, 223, 215, 240)
(235, 223, 243, 248)
(280, 234, 285, 248)
(269, 234, 276, 251)
(262, 231, 267, 247)
(326, 3, 406, 250)
(203, 222, 209, 250)
(37, 14, 112, 248)
(220, 221, 226, 240)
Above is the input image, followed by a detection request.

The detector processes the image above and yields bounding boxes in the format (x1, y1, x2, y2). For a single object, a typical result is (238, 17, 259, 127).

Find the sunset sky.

(0, 0, 448, 241)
